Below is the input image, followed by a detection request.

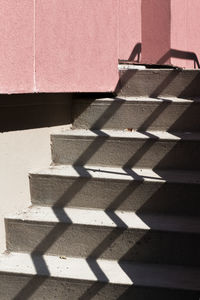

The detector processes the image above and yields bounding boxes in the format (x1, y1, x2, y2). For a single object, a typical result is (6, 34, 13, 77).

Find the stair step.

(7, 206, 200, 233)
(51, 129, 200, 170)
(116, 68, 200, 97)
(5, 206, 200, 265)
(30, 165, 200, 215)
(73, 97, 200, 131)
(0, 252, 199, 300)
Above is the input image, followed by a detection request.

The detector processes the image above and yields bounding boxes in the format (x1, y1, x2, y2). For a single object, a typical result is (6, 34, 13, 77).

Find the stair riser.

(1, 273, 199, 300)
(6, 220, 200, 266)
(117, 69, 200, 97)
(51, 136, 200, 170)
(73, 99, 200, 131)
(30, 174, 200, 216)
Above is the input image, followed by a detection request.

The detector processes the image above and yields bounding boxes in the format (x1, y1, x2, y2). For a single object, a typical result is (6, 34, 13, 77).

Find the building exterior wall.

(118, 0, 142, 61)
(0, 0, 199, 93)
(141, 0, 171, 64)
(35, 0, 119, 92)
(171, 0, 200, 68)
(0, 0, 34, 93)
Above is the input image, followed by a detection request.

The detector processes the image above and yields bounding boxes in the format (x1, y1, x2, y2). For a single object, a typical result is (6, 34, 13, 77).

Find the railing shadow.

(119, 45, 200, 71)
(12, 66, 200, 299)
(157, 49, 200, 69)
(119, 43, 142, 64)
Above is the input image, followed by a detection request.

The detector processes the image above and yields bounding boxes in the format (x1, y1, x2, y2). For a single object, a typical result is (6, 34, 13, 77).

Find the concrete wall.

(0, 94, 72, 253)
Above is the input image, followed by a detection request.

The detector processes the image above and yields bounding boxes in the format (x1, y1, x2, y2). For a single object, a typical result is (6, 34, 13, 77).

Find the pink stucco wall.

(171, 0, 200, 68)
(119, 0, 141, 61)
(35, 0, 118, 92)
(0, 1, 199, 93)
(141, 0, 171, 64)
(0, 0, 34, 93)
(121, 0, 200, 68)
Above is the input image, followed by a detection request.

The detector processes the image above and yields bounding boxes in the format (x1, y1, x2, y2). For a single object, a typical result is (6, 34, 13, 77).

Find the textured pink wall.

(0, 0, 199, 94)
(35, 0, 118, 92)
(171, 0, 200, 68)
(0, 1, 34, 93)
(141, 0, 200, 68)
(119, 0, 141, 61)
(141, 0, 171, 64)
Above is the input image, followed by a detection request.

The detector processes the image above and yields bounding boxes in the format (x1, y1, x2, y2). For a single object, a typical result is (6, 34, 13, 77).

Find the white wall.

(0, 125, 70, 253)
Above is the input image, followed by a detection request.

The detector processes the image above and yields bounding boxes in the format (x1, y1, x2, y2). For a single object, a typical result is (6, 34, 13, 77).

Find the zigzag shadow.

(12, 65, 200, 299)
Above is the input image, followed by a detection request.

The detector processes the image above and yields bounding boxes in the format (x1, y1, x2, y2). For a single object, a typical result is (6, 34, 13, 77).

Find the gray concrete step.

(30, 165, 200, 216)
(73, 97, 200, 132)
(0, 252, 199, 299)
(116, 68, 200, 98)
(51, 130, 200, 170)
(5, 206, 200, 266)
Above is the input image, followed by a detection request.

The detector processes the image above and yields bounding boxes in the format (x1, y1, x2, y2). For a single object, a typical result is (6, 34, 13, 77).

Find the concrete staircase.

(1, 68, 200, 299)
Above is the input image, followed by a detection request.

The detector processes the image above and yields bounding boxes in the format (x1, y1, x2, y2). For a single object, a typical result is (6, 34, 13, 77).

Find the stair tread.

(52, 129, 200, 141)
(0, 252, 200, 290)
(6, 206, 200, 234)
(30, 165, 200, 184)
(77, 96, 200, 104)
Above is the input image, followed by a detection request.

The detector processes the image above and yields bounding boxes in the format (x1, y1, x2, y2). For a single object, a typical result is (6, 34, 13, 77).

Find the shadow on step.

(13, 212, 73, 300)
(115, 55, 200, 97)
(13, 72, 200, 299)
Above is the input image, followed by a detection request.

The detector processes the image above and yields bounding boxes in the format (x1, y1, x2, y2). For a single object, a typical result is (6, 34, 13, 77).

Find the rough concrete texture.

(0, 252, 200, 300)
(116, 69, 200, 97)
(1, 92, 200, 297)
(51, 130, 200, 170)
(5, 206, 200, 266)
(72, 97, 200, 131)
(0, 125, 70, 253)
(30, 165, 200, 216)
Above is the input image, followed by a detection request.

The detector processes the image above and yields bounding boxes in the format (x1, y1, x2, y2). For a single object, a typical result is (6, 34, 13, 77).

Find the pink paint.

(171, 0, 200, 68)
(0, 0, 34, 93)
(121, 0, 200, 69)
(35, 0, 118, 92)
(0, 0, 199, 94)
(119, 0, 141, 61)
(141, 0, 200, 68)
(141, 0, 171, 64)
